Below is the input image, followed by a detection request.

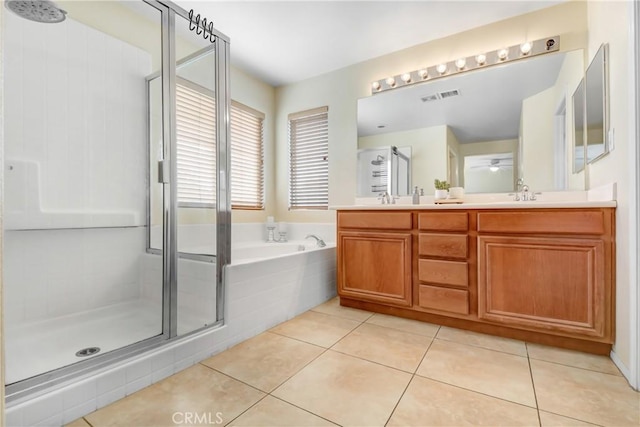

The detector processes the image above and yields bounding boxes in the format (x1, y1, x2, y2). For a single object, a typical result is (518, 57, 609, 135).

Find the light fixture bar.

(371, 36, 560, 94)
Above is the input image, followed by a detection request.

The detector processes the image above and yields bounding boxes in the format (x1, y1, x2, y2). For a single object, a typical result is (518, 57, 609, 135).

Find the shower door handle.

(158, 160, 170, 183)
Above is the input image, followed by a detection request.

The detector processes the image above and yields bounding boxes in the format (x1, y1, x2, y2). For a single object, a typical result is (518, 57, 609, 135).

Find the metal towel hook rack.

(188, 9, 216, 44)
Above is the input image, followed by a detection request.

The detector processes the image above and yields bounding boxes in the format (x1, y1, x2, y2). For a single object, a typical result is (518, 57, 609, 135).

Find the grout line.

(525, 343, 543, 427)
(266, 329, 335, 349)
(527, 356, 624, 377)
(433, 336, 529, 359)
(82, 417, 95, 427)
(537, 409, 604, 426)
(414, 374, 539, 410)
(268, 395, 342, 426)
(383, 375, 415, 427)
(224, 393, 271, 426)
(198, 363, 268, 395)
(326, 347, 416, 375)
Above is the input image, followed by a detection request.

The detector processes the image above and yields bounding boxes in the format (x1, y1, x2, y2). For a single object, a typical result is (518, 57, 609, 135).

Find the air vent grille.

(420, 89, 460, 102)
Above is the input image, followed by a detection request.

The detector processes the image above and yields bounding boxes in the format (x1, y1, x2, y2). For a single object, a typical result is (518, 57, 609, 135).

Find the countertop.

(331, 200, 617, 210)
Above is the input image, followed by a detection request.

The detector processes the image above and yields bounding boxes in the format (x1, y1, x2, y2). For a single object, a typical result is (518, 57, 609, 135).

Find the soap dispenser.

(412, 186, 420, 205)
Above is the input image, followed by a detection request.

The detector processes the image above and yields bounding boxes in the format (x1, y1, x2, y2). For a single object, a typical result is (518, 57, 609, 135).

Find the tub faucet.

(305, 234, 326, 247)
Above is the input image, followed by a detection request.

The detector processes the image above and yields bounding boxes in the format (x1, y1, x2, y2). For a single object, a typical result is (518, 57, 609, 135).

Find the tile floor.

(70, 298, 639, 427)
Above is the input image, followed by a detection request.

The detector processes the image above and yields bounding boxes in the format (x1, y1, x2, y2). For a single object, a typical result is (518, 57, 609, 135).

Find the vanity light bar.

(371, 36, 560, 94)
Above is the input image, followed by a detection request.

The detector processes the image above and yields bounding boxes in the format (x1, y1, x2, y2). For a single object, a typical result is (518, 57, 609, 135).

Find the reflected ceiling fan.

(469, 158, 513, 172)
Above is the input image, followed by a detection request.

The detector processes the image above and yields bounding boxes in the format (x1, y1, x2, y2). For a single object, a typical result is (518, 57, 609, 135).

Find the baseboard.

(610, 349, 636, 389)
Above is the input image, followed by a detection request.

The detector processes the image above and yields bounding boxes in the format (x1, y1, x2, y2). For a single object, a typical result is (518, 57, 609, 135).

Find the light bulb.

(475, 54, 486, 65)
(455, 58, 466, 70)
(418, 69, 428, 79)
(520, 42, 532, 55)
(401, 73, 412, 83)
(498, 48, 509, 60)
(372, 81, 381, 91)
(489, 166, 499, 172)
(385, 77, 396, 87)
(436, 63, 448, 75)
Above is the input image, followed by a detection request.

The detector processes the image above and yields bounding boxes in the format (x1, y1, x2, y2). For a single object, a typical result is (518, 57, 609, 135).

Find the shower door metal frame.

(4, 0, 231, 401)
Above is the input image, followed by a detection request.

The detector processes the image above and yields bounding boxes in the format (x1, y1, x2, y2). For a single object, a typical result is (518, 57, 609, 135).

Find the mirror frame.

(572, 78, 586, 173)
(585, 43, 609, 164)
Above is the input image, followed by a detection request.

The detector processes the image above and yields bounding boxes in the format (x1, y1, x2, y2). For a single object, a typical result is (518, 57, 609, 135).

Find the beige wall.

(446, 127, 461, 187)
(586, 0, 635, 375)
(274, 1, 588, 222)
(358, 125, 448, 195)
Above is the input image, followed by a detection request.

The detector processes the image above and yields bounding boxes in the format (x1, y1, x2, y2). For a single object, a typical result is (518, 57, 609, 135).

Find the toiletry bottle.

(412, 186, 420, 204)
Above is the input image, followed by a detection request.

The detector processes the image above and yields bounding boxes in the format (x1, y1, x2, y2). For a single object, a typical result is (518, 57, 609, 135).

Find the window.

(288, 106, 329, 210)
(176, 78, 216, 206)
(174, 78, 264, 209)
(231, 101, 265, 209)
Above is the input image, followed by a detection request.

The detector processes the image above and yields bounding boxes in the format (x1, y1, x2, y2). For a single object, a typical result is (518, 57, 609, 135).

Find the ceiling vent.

(420, 89, 460, 102)
(439, 89, 460, 99)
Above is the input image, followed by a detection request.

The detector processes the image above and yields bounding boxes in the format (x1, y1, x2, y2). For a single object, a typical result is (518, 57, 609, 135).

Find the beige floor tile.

(365, 313, 440, 337)
(531, 359, 640, 426)
(65, 418, 91, 427)
(272, 350, 411, 426)
(332, 323, 432, 372)
(527, 343, 622, 376)
(229, 396, 337, 426)
(417, 339, 536, 407)
(436, 326, 527, 356)
(86, 365, 265, 426)
(311, 297, 373, 322)
(539, 411, 600, 426)
(388, 376, 540, 426)
(270, 310, 360, 348)
(201, 332, 324, 392)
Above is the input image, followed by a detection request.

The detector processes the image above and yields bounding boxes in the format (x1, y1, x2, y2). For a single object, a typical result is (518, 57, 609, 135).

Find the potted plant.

(434, 179, 450, 200)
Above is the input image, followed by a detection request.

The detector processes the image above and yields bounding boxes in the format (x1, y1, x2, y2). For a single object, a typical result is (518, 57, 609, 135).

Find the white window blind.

(175, 78, 265, 209)
(288, 106, 329, 210)
(176, 78, 216, 206)
(231, 101, 264, 209)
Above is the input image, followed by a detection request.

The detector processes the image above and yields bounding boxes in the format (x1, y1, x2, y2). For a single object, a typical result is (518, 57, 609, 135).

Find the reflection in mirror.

(573, 78, 585, 173)
(586, 44, 608, 164)
(356, 146, 411, 196)
(357, 50, 585, 195)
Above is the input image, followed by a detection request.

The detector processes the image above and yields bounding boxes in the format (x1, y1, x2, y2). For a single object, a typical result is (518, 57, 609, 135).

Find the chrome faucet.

(509, 182, 541, 201)
(378, 191, 391, 204)
(305, 234, 326, 247)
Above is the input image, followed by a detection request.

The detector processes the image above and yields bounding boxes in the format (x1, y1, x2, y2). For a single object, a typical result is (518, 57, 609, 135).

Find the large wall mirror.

(585, 43, 609, 164)
(357, 49, 586, 195)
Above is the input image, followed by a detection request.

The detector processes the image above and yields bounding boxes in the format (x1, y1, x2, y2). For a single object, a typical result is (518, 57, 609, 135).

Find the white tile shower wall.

(3, 11, 149, 227)
(5, 246, 337, 426)
(3, 227, 146, 324)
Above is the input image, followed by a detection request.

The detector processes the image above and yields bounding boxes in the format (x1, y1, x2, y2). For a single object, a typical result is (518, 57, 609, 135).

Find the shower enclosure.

(356, 146, 412, 197)
(2, 0, 230, 399)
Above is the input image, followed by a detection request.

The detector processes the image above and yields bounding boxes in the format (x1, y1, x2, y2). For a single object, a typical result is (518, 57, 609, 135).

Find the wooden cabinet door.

(338, 231, 412, 307)
(478, 235, 606, 338)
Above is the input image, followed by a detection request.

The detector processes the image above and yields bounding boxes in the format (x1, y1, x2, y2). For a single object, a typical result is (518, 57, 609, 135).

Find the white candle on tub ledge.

(278, 222, 288, 233)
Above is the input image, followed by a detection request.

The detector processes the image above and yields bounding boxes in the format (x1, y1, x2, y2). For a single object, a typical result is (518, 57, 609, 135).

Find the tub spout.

(305, 234, 326, 248)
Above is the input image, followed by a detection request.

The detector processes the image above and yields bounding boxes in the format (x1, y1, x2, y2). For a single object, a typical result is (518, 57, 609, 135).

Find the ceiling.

(173, 0, 564, 87)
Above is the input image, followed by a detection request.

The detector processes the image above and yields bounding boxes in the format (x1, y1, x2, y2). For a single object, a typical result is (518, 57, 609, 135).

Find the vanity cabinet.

(337, 212, 413, 307)
(337, 207, 616, 354)
(477, 210, 613, 340)
(416, 212, 470, 315)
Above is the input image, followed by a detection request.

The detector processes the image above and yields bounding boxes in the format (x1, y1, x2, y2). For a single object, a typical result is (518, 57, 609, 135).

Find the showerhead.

(6, 0, 67, 23)
(371, 155, 385, 166)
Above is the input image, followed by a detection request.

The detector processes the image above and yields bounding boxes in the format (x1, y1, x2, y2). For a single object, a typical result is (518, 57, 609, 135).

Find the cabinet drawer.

(419, 233, 467, 259)
(418, 212, 468, 231)
(339, 211, 412, 230)
(419, 285, 469, 314)
(477, 211, 605, 235)
(418, 259, 468, 288)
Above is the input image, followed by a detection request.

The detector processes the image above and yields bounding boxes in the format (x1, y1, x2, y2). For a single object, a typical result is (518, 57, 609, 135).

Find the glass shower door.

(3, 0, 166, 385)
